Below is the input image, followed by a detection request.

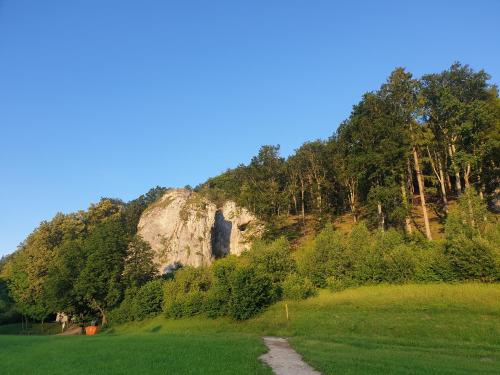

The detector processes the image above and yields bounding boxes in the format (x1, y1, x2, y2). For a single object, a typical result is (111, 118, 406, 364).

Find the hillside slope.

(1, 284, 498, 374)
(113, 283, 500, 374)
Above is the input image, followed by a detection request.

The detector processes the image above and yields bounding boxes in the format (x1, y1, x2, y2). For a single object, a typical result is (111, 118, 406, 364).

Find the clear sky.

(1, 0, 499, 256)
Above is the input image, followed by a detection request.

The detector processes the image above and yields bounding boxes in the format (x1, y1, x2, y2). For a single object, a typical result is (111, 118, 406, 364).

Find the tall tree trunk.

(464, 163, 471, 189)
(426, 146, 448, 212)
(91, 299, 107, 327)
(478, 167, 485, 200)
(292, 194, 298, 215)
(377, 201, 385, 231)
(438, 162, 448, 212)
(407, 158, 415, 204)
(449, 143, 462, 194)
(465, 189, 476, 229)
(308, 174, 315, 212)
(347, 179, 357, 223)
(300, 178, 305, 223)
(401, 178, 412, 234)
(413, 146, 432, 240)
(315, 178, 322, 213)
(446, 173, 452, 194)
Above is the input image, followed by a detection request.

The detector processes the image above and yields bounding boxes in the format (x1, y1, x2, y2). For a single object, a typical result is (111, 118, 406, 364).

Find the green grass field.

(0, 283, 499, 374)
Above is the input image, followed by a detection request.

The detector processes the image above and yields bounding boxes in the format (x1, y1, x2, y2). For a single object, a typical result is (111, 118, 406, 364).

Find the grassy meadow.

(0, 283, 499, 374)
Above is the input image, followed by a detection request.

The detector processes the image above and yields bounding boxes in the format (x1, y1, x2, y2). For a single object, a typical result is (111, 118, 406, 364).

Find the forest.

(200, 62, 499, 237)
(0, 62, 498, 326)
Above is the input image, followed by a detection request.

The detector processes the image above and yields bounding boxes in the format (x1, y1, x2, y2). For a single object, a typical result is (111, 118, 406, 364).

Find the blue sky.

(1, 0, 499, 256)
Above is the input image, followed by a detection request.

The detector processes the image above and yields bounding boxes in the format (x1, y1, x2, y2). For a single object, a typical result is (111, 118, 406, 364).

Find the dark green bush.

(109, 288, 137, 324)
(132, 279, 164, 320)
(109, 279, 165, 323)
(381, 244, 416, 283)
(166, 291, 206, 318)
(205, 256, 239, 318)
(228, 265, 274, 320)
(297, 226, 344, 287)
(282, 274, 316, 300)
(0, 279, 20, 324)
(414, 243, 455, 282)
(163, 267, 211, 318)
(446, 235, 499, 281)
(443, 190, 499, 281)
(247, 237, 296, 284)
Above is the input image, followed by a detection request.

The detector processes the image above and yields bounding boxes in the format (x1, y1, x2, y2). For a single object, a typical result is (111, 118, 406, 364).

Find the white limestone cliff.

(137, 189, 262, 273)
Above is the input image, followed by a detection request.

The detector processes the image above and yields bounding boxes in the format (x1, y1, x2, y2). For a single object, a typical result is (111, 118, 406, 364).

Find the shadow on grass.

(150, 325, 162, 333)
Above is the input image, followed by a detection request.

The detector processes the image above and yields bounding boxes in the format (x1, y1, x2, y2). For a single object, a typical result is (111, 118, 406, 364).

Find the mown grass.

(1, 283, 499, 374)
(0, 331, 271, 375)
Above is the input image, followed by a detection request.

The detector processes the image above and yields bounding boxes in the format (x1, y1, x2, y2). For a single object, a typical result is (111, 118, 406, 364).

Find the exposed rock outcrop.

(137, 189, 262, 274)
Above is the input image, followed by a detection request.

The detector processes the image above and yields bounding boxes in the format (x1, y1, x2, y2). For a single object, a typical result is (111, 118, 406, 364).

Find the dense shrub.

(443, 190, 499, 281)
(247, 237, 296, 284)
(205, 256, 239, 318)
(445, 189, 490, 239)
(133, 279, 164, 320)
(109, 279, 165, 323)
(227, 265, 275, 320)
(414, 243, 455, 282)
(163, 267, 211, 318)
(297, 221, 497, 290)
(297, 226, 345, 287)
(380, 244, 416, 283)
(282, 274, 316, 300)
(109, 289, 137, 324)
(165, 291, 206, 318)
(446, 236, 499, 281)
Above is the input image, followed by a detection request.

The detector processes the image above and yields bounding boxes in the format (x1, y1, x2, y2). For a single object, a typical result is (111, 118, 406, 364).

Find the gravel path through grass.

(260, 337, 321, 375)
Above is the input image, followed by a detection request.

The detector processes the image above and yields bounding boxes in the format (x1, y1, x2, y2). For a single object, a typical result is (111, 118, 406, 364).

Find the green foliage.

(160, 256, 276, 321)
(247, 237, 296, 285)
(74, 219, 128, 318)
(132, 279, 165, 320)
(282, 274, 316, 300)
(2, 62, 499, 326)
(326, 276, 359, 292)
(108, 288, 136, 324)
(2, 212, 86, 320)
(298, 225, 353, 287)
(445, 235, 498, 281)
(44, 239, 86, 314)
(444, 189, 499, 281)
(123, 236, 157, 289)
(297, 219, 498, 292)
(227, 265, 275, 320)
(413, 243, 455, 282)
(0, 278, 20, 324)
(163, 267, 212, 318)
(445, 188, 490, 239)
(111, 279, 165, 324)
(205, 256, 240, 318)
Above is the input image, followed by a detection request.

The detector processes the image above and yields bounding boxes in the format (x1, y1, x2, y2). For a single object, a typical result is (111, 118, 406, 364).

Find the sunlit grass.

(1, 283, 499, 374)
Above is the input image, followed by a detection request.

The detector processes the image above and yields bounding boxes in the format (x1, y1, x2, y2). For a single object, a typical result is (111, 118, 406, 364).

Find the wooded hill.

(198, 62, 499, 238)
(0, 62, 498, 326)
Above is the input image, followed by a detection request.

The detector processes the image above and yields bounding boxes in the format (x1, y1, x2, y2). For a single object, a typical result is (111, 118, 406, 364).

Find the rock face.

(137, 189, 262, 274)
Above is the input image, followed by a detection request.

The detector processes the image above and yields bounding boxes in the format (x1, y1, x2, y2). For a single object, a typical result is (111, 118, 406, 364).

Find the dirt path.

(260, 337, 321, 375)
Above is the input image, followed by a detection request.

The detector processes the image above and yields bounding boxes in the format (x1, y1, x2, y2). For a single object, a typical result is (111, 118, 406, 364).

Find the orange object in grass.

(85, 326, 99, 335)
